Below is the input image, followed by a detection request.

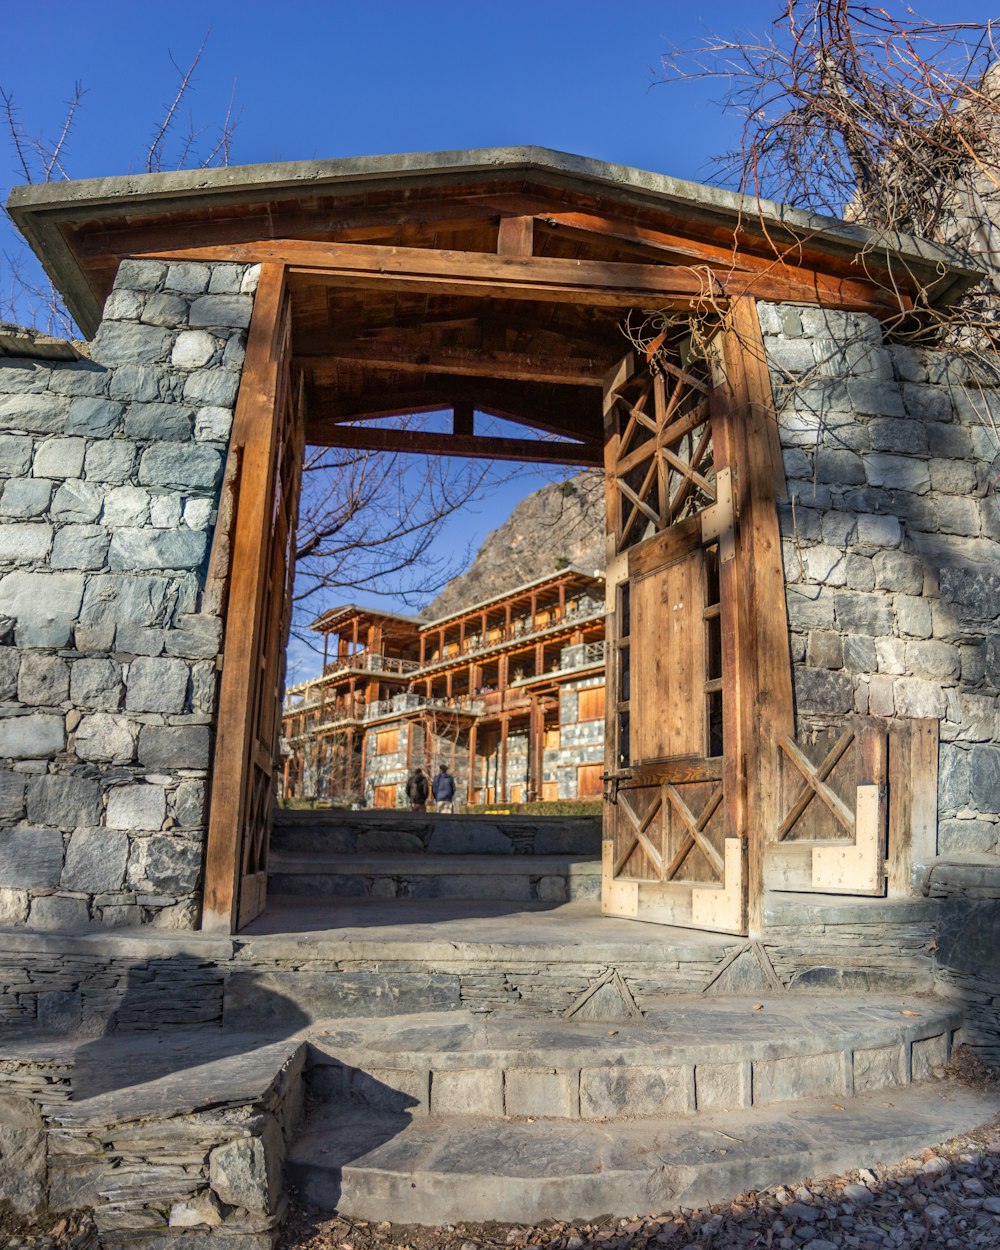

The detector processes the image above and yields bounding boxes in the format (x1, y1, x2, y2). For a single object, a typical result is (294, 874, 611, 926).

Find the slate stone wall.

(761, 301, 1000, 859)
(0, 259, 258, 930)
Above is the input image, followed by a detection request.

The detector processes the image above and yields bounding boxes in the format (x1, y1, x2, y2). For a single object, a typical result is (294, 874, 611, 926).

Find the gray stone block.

(939, 745, 970, 810)
(0, 648, 16, 699)
(856, 513, 902, 548)
(428, 821, 513, 854)
(794, 667, 854, 715)
(695, 1061, 749, 1110)
(432, 1069, 504, 1117)
(853, 1044, 904, 1092)
(164, 262, 210, 294)
(0, 478, 52, 518)
(869, 418, 927, 455)
(66, 397, 122, 438)
(163, 613, 222, 659)
(815, 449, 866, 485)
(123, 403, 194, 441)
(149, 494, 182, 527)
(927, 421, 973, 459)
(138, 724, 210, 769)
(108, 362, 164, 402)
(115, 624, 165, 656)
(61, 827, 129, 892)
(51, 525, 111, 571)
(911, 1034, 949, 1080)
(0, 769, 26, 822)
(0, 434, 33, 477)
(102, 288, 142, 321)
(173, 779, 205, 828)
(865, 453, 931, 494)
(505, 1069, 577, 1118)
(753, 1051, 843, 1104)
(0, 571, 85, 647)
(969, 745, 1000, 813)
(894, 676, 947, 720)
(138, 443, 222, 490)
(50, 479, 102, 522)
(182, 369, 241, 407)
(894, 595, 932, 639)
(27, 894, 90, 931)
(209, 1126, 282, 1215)
(806, 631, 843, 669)
(0, 523, 53, 562)
(905, 639, 959, 679)
(0, 828, 64, 887)
(842, 634, 877, 673)
(90, 321, 172, 366)
(45, 361, 108, 398)
(81, 573, 178, 628)
(194, 405, 233, 442)
(109, 527, 208, 572)
(936, 496, 981, 537)
(189, 294, 254, 329)
(940, 568, 1000, 621)
(83, 440, 136, 483)
(929, 458, 976, 495)
(115, 259, 167, 291)
(101, 484, 150, 526)
(27, 774, 102, 827)
(70, 658, 123, 710)
(834, 591, 893, 635)
(938, 818, 997, 854)
(172, 330, 217, 369)
(106, 784, 166, 830)
(785, 585, 836, 629)
(872, 551, 922, 594)
(74, 713, 136, 764)
(17, 653, 70, 706)
(224, 969, 460, 1026)
(0, 393, 70, 435)
(140, 292, 189, 327)
(0, 358, 50, 394)
(125, 656, 189, 712)
(580, 1065, 689, 1118)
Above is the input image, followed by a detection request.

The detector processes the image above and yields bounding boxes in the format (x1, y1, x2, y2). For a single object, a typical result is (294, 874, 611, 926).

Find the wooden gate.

(601, 342, 746, 934)
(202, 265, 305, 931)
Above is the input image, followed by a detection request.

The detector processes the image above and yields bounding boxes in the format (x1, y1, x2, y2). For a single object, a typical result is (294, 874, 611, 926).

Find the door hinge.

(701, 465, 736, 562)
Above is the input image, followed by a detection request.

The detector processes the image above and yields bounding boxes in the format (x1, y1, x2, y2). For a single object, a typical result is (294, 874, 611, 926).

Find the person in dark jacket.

(405, 767, 429, 812)
(432, 764, 456, 813)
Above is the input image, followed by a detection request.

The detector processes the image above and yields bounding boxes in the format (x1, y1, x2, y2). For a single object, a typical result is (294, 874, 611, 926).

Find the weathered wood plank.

(309, 423, 603, 465)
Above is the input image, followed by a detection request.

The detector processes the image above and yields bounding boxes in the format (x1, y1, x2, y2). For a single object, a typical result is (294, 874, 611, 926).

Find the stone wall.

(0, 259, 257, 929)
(761, 300, 1000, 858)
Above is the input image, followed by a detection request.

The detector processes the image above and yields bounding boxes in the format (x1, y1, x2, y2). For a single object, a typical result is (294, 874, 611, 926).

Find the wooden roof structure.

(7, 147, 981, 468)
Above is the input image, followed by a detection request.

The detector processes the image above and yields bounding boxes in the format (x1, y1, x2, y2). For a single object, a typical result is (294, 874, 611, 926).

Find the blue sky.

(2, 0, 993, 676)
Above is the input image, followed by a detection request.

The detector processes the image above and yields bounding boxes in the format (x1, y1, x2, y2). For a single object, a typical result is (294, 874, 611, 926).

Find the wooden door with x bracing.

(601, 344, 746, 934)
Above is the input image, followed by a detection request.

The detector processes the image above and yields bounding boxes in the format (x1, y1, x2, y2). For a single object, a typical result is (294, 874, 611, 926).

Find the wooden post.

(500, 714, 509, 803)
(717, 298, 796, 939)
(201, 263, 288, 933)
(887, 718, 939, 897)
(468, 722, 478, 805)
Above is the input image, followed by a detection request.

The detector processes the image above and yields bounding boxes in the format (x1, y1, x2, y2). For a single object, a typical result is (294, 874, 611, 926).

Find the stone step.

(304, 996, 960, 1121)
(268, 852, 602, 902)
(270, 811, 601, 857)
(286, 1078, 997, 1225)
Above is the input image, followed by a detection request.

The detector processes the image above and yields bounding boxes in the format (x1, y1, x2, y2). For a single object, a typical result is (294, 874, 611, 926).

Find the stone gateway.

(0, 148, 998, 1240)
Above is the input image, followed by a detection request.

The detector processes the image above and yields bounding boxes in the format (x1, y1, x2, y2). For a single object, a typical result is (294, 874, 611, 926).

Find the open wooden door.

(202, 264, 305, 931)
(601, 344, 747, 934)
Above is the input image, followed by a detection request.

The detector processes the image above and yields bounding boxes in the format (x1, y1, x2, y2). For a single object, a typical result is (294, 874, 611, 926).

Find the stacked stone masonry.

(760, 301, 1000, 859)
(0, 259, 258, 929)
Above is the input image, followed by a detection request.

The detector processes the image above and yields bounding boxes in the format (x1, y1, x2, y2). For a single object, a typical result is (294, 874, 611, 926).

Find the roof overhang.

(7, 145, 983, 337)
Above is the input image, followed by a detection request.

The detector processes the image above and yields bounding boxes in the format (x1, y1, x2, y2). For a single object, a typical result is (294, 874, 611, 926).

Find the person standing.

(432, 763, 456, 813)
(405, 767, 429, 812)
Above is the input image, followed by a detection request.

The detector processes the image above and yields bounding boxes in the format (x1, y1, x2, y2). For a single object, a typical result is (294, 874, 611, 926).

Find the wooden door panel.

(602, 344, 746, 935)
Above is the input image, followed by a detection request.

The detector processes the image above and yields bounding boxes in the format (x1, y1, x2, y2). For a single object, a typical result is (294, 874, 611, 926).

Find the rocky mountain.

(422, 470, 606, 620)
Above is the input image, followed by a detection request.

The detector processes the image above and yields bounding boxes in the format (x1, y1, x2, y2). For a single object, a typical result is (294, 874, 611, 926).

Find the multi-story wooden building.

(281, 566, 605, 807)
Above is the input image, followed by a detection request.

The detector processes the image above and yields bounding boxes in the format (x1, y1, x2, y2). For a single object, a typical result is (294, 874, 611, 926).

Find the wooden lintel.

(307, 422, 603, 466)
(299, 342, 605, 386)
(132, 237, 903, 315)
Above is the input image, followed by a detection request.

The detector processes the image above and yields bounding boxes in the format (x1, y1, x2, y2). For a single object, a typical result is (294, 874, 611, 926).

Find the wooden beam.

(497, 215, 534, 256)
(135, 238, 903, 314)
(201, 262, 288, 933)
(300, 341, 606, 386)
(453, 402, 474, 436)
(309, 422, 604, 465)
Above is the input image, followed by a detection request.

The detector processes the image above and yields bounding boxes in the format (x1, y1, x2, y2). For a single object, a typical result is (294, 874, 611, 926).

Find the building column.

(499, 714, 509, 804)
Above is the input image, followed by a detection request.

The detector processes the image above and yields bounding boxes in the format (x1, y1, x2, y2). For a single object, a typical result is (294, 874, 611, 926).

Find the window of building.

(542, 781, 559, 801)
(375, 728, 399, 755)
(544, 726, 560, 749)
(578, 685, 606, 722)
